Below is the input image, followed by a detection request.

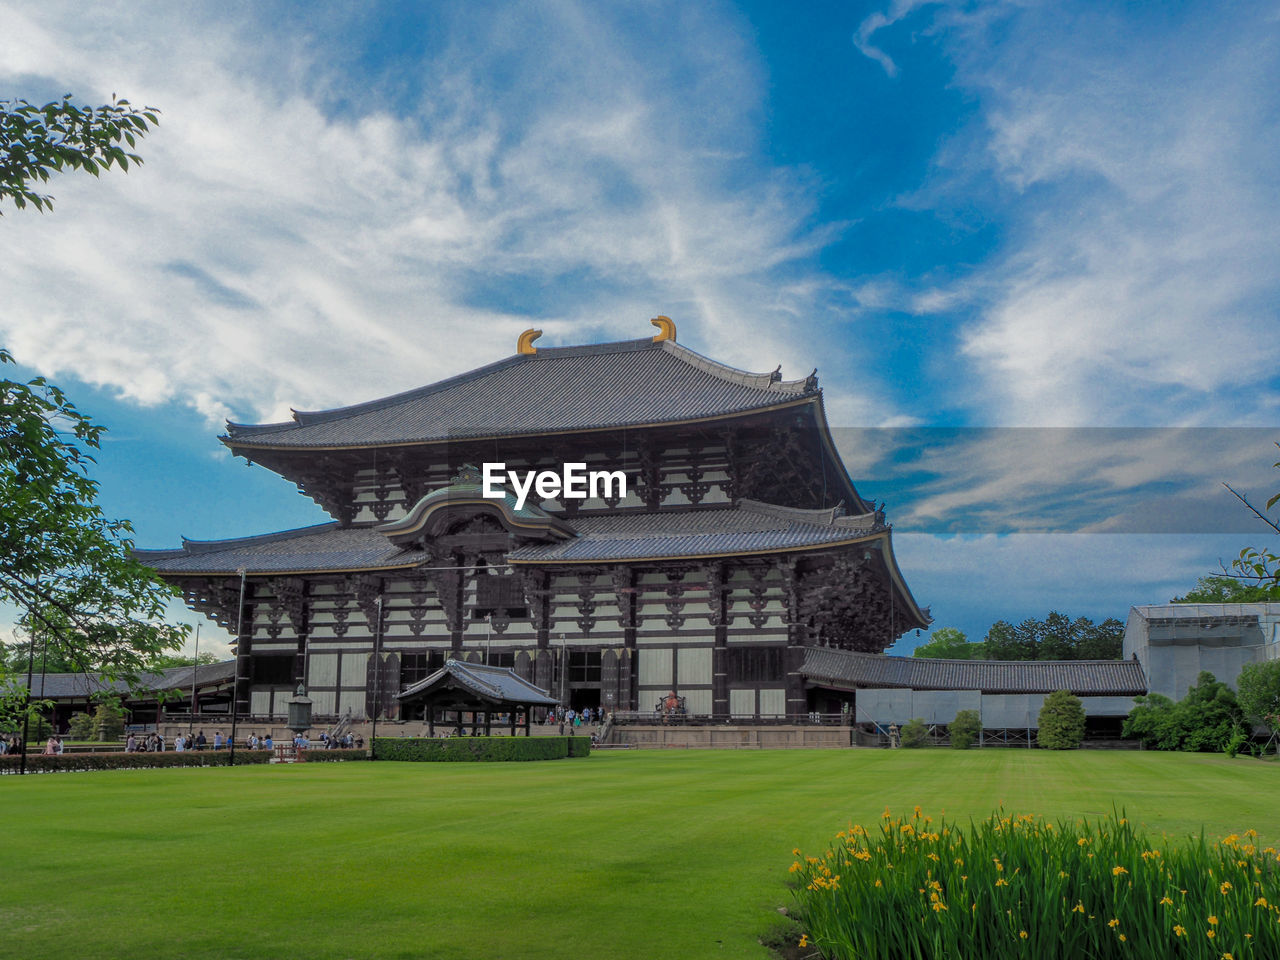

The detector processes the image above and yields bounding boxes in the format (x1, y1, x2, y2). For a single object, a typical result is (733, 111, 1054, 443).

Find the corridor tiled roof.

(224, 338, 818, 449)
(800, 647, 1148, 695)
(27, 660, 236, 699)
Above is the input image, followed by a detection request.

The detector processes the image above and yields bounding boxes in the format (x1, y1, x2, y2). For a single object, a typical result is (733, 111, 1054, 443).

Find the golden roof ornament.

(516, 329, 542, 355)
(650, 316, 676, 342)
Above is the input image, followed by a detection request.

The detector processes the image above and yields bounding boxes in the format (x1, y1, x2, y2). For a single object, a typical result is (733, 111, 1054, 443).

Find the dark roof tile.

(800, 647, 1147, 696)
(225, 339, 816, 448)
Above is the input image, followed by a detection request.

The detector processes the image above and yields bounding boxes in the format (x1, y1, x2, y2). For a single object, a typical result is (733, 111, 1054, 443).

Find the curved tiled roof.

(136, 503, 882, 574)
(398, 659, 559, 706)
(224, 338, 817, 449)
(507, 500, 882, 563)
(801, 646, 1147, 696)
(27, 660, 236, 699)
(135, 524, 427, 575)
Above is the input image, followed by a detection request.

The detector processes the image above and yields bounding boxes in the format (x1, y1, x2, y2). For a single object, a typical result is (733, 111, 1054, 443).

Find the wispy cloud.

(837, 428, 1280, 534)
(0, 2, 887, 426)
(856, 2, 1280, 426)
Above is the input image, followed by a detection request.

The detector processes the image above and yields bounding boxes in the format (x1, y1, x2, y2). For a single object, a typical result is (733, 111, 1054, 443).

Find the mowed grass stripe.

(2, 750, 1275, 960)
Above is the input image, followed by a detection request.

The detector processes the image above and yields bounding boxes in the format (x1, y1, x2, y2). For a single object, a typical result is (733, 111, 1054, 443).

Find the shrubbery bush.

(1038, 690, 1086, 750)
(900, 718, 929, 748)
(373, 736, 590, 762)
(1123, 671, 1245, 752)
(0, 747, 368, 774)
(948, 710, 982, 749)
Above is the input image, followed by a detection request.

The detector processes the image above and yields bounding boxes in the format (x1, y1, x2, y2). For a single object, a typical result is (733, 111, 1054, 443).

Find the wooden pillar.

(708, 562, 728, 718)
(428, 707, 435, 738)
(484, 710, 491, 737)
(234, 580, 254, 716)
(510, 707, 517, 738)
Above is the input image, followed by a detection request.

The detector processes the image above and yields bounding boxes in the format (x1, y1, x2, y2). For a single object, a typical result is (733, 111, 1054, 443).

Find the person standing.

(196, 730, 207, 751)
(125, 733, 137, 753)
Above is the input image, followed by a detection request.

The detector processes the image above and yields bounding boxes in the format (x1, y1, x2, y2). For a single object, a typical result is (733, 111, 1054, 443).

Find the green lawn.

(2, 750, 1276, 960)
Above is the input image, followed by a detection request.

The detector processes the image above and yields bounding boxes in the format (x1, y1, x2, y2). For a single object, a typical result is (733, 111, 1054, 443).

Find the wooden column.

(707, 562, 728, 717)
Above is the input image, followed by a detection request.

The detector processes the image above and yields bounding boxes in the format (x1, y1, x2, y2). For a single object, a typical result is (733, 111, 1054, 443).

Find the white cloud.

(0, 2, 888, 426)
(857, 2, 1280, 426)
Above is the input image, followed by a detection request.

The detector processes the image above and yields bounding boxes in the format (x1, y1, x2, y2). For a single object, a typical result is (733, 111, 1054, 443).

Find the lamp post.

(189, 621, 200, 738)
(369, 592, 384, 760)
(228, 568, 246, 766)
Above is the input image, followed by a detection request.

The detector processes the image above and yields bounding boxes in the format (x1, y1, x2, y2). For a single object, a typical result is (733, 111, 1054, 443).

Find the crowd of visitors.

(543, 706, 606, 727)
(0, 734, 25, 755)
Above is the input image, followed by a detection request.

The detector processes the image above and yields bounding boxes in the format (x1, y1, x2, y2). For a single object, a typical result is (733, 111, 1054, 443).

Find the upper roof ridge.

(222, 326, 819, 443)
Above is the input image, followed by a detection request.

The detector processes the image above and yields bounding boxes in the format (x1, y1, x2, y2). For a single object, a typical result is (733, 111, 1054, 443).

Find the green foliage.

(373, 736, 591, 762)
(1122, 693, 1184, 750)
(949, 709, 983, 749)
(913, 627, 984, 660)
(1236, 659, 1280, 734)
(92, 697, 125, 743)
(0, 350, 187, 707)
(66, 710, 96, 741)
(790, 808, 1280, 960)
(1123, 672, 1245, 752)
(982, 614, 1123, 661)
(900, 718, 929, 748)
(1172, 574, 1280, 603)
(1037, 690, 1086, 750)
(0, 750, 276, 774)
(143, 651, 220, 670)
(0, 95, 158, 214)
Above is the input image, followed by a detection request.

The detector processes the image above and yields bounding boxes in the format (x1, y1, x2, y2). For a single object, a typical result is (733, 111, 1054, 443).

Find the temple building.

(138, 319, 931, 726)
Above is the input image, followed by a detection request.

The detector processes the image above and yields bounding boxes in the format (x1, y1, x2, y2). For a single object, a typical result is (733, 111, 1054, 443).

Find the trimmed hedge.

(0, 748, 369, 774)
(373, 736, 591, 762)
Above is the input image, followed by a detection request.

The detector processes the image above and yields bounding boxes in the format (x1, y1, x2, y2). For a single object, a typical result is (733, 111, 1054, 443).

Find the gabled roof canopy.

(397, 660, 559, 710)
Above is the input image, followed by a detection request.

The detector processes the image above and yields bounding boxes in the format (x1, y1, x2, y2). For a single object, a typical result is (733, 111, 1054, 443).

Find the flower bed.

(790, 808, 1280, 959)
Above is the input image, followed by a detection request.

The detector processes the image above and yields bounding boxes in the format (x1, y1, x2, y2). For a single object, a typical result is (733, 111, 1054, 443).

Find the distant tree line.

(912, 614, 1123, 661)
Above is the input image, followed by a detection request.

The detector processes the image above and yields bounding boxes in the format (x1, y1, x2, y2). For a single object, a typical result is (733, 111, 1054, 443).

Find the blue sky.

(2, 1, 1278, 656)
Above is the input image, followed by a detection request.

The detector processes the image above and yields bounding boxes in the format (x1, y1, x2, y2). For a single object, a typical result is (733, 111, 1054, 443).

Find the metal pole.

(486, 614, 492, 665)
(189, 621, 200, 737)
(19, 625, 36, 776)
(228, 569, 246, 766)
(370, 592, 384, 760)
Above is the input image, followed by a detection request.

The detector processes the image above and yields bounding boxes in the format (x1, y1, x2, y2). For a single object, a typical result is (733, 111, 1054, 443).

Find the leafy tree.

(980, 615, 1121, 661)
(66, 710, 96, 741)
(0, 350, 187, 701)
(92, 697, 125, 743)
(1075, 618, 1124, 660)
(145, 652, 220, 670)
(980, 620, 1028, 660)
(1, 95, 158, 213)
(1236, 660, 1280, 737)
(1172, 575, 1280, 604)
(1122, 672, 1245, 753)
(1180, 672, 1245, 752)
(912, 627, 983, 659)
(900, 717, 929, 748)
(1122, 693, 1184, 750)
(949, 709, 983, 750)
